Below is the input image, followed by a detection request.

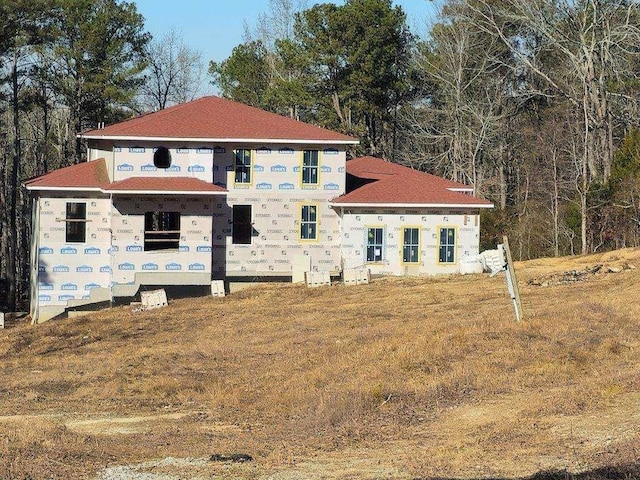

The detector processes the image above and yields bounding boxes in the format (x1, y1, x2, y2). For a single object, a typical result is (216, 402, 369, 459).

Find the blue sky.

(133, 0, 436, 73)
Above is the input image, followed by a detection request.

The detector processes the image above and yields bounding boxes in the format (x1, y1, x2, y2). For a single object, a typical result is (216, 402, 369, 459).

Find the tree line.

(2, 0, 640, 311)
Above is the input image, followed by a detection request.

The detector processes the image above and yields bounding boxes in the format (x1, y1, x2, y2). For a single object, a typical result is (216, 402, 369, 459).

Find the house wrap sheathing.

(25, 96, 492, 323)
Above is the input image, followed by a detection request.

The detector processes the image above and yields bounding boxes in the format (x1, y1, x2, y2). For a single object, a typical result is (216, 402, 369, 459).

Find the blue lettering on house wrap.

(129, 146, 145, 153)
(188, 263, 205, 271)
(76, 265, 93, 273)
(213, 165, 219, 172)
(39, 282, 54, 290)
(61, 283, 78, 291)
(338, 166, 345, 173)
(279, 183, 295, 190)
(257, 147, 271, 154)
(61, 247, 77, 255)
(293, 166, 300, 172)
(141, 164, 157, 172)
(39, 247, 54, 254)
(100, 265, 112, 273)
(256, 182, 272, 190)
(84, 247, 101, 255)
(38, 294, 52, 302)
(214, 146, 226, 153)
(58, 294, 75, 302)
(196, 246, 211, 252)
(165, 262, 182, 271)
(321, 165, 332, 172)
(38, 264, 46, 273)
(117, 163, 134, 172)
(188, 165, 205, 173)
(323, 148, 338, 155)
(167, 165, 181, 172)
(279, 147, 294, 154)
(142, 262, 158, 271)
(114, 146, 122, 152)
(84, 283, 101, 290)
(177, 147, 190, 153)
(53, 265, 70, 272)
(197, 147, 213, 154)
(179, 245, 190, 252)
(271, 164, 287, 172)
(324, 183, 340, 191)
(118, 262, 135, 271)
(126, 245, 143, 252)
(254, 164, 265, 172)
(108, 246, 119, 254)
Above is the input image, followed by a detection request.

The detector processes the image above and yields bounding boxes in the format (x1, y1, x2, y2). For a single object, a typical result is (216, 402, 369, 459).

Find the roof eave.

(103, 189, 227, 196)
(25, 186, 104, 192)
(330, 202, 494, 209)
(79, 134, 359, 145)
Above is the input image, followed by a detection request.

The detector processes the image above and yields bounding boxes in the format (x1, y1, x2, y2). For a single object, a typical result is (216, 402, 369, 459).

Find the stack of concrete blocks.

(480, 244, 507, 276)
(140, 289, 168, 310)
(305, 271, 331, 288)
(211, 280, 226, 298)
(343, 267, 370, 286)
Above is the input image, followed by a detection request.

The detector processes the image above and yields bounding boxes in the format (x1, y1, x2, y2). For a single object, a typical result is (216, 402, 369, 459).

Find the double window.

(232, 205, 252, 244)
(402, 227, 420, 263)
(439, 227, 456, 263)
(302, 150, 319, 184)
(65, 202, 87, 243)
(300, 205, 318, 240)
(234, 149, 252, 184)
(144, 212, 180, 251)
(366, 227, 384, 262)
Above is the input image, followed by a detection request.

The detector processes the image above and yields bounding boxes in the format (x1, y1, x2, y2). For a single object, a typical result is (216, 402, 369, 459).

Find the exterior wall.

(339, 207, 481, 276)
(109, 141, 216, 183)
(212, 144, 346, 276)
(33, 194, 112, 320)
(110, 195, 214, 288)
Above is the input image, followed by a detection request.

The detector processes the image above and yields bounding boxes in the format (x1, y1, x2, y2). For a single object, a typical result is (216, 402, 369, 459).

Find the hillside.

(1, 249, 640, 479)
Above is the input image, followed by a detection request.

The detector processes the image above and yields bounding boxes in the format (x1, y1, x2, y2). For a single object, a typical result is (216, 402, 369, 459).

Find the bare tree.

(140, 30, 205, 111)
(464, 0, 640, 254)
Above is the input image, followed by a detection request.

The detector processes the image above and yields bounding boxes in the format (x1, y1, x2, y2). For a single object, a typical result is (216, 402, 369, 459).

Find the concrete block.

(211, 280, 226, 297)
(306, 271, 331, 288)
(343, 267, 370, 286)
(140, 289, 168, 310)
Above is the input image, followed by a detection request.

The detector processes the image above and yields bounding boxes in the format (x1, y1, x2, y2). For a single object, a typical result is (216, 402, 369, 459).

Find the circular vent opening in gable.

(154, 146, 172, 169)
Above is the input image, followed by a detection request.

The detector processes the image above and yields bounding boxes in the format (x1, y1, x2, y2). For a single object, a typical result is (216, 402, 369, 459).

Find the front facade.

(25, 97, 492, 323)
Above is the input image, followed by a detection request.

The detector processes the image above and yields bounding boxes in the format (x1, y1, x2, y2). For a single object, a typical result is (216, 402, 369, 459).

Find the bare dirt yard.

(1, 249, 640, 479)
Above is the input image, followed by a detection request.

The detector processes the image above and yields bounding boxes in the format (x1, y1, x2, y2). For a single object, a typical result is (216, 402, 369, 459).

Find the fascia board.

(79, 135, 359, 145)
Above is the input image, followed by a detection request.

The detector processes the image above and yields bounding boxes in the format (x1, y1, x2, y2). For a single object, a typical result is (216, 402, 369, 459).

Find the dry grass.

(1, 249, 640, 479)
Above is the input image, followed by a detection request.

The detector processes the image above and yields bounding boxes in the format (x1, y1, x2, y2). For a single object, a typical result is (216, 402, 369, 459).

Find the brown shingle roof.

(331, 156, 493, 208)
(81, 96, 358, 143)
(104, 177, 227, 195)
(24, 159, 110, 190)
(24, 158, 227, 195)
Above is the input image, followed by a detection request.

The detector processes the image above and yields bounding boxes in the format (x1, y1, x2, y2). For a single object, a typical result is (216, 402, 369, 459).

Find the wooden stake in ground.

(502, 235, 523, 322)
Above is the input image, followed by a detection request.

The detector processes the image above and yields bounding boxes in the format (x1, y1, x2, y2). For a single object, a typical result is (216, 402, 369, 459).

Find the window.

(366, 227, 384, 262)
(153, 146, 172, 168)
(232, 205, 252, 244)
(402, 227, 419, 263)
(300, 205, 317, 240)
(65, 202, 86, 243)
(144, 212, 180, 251)
(302, 150, 319, 184)
(439, 227, 456, 263)
(234, 149, 252, 184)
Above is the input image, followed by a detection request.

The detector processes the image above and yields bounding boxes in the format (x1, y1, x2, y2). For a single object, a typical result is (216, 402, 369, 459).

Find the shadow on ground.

(424, 463, 640, 480)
